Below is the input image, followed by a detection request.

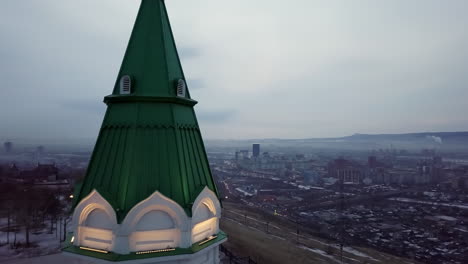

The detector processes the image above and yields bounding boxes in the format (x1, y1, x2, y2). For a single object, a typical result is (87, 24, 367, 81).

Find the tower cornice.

(104, 95, 198, 106)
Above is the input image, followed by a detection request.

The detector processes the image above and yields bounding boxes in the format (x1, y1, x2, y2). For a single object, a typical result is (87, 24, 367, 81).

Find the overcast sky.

(1, 0, 468, 140)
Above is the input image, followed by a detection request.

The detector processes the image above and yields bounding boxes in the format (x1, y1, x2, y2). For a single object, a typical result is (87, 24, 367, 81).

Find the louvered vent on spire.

(120, 75, 132, 94)
(176, 79, 186, 97)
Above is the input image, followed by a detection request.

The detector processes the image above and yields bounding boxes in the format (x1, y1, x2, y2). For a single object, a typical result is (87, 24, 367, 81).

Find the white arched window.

(121, 192, 190, 252)
(135, 210, 175, 231)
(192, 202, 215, 224)
(191, 188, 221, 244)
(129, 210, 180, 252)
(191, 201, 218, 244)
(85, 209, 114, 229)
(79, 208, 114, 251)
(72, 191, 117, 252)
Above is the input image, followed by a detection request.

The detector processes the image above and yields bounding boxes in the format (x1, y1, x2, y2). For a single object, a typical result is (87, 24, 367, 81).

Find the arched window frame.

(72, 190, 118, 250)
(191, 187, 221, 244)
(72, 190, 118, 232)
(121, 191, 190, 251)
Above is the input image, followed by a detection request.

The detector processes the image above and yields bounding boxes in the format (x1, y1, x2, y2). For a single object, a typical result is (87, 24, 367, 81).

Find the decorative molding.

(104, 95, 198, 106)
(191, 187, 221, 244)
(72, 189, 118, 231)
(101, 123, 200, 130)
(71, 188, 223, 258)
(120, 191, 190, 236)
(63, 239, 226, 264)
(192, 187, 221, 219)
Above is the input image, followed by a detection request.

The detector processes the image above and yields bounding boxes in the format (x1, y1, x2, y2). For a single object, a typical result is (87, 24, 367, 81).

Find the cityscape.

(1, 132, 467, 263)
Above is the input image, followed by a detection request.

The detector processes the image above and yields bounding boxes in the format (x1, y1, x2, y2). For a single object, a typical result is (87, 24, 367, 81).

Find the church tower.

(63, 1, 226, 263)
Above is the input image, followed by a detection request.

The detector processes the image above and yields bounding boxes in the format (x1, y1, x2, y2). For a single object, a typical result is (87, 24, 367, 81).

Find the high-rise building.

(3, 141, 12, 153)
(239, 150, 249, 159)
(252, 143, 260, 158)
(63, 1, 226, 263)
(368, 156, 378, 168)
(328, 158, 363, 184)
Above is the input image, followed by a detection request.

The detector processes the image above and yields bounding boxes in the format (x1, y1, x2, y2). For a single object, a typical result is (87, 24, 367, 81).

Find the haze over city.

(1, 0, 468, 140)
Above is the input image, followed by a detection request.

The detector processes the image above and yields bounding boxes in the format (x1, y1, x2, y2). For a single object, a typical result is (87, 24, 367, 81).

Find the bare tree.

(0, 182, 19, 246)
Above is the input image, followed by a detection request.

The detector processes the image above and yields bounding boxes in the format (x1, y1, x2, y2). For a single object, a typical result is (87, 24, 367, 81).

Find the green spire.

(73, 0, 219, 222)
(110, 0, 188, 98)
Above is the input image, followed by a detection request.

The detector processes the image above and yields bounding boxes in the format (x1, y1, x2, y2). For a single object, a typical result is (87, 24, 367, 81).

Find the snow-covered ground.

(0, 220, 68, 262)
(298, 245, 341, 263)
(342, 246, 379, 261)
(389, 197, 468, 210)
(2, 254, 93, 264)
(302, 235, 379, 261)
(225, 214, 381, 263)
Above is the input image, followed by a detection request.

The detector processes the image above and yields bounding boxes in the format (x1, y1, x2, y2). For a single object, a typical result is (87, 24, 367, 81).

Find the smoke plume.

(426, 135, 443, 144)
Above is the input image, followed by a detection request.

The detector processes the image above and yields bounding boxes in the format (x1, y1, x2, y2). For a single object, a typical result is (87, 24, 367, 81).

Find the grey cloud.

(1, 0, 468, 140)
(178, 47, 200, 59)
(61, 100, 106, 115)
(187, 79, 204, 90)
(197, 110, 236, 123)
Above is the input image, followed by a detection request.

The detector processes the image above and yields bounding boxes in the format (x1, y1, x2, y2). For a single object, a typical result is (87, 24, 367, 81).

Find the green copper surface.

(73, 0, 219, 222)
(111, 0, 187, 98)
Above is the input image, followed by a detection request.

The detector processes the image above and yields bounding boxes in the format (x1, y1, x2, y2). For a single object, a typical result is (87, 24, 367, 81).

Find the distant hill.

(205, 131, 468, 153)
(342, 132, 468, 142)
(328, 131, 468, 152)
(4, 132, 468, 154)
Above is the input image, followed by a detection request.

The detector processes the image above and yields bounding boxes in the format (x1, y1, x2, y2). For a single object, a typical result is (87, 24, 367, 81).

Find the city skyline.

(1, 0, 468, 140)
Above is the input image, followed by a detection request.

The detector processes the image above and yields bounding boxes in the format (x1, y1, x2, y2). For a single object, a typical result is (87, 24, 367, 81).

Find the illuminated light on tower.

(63, 1, 226, 263)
